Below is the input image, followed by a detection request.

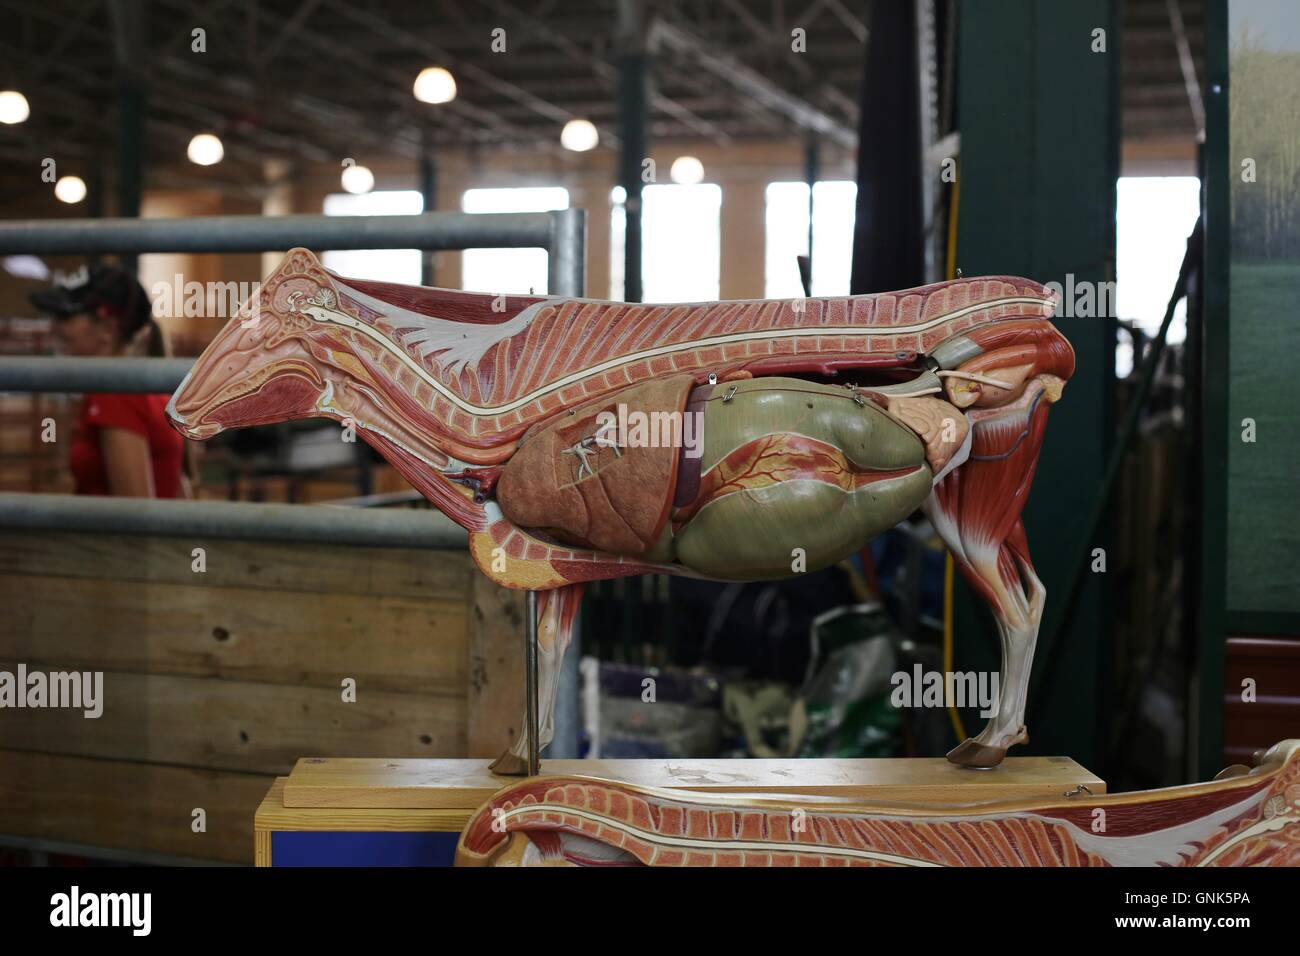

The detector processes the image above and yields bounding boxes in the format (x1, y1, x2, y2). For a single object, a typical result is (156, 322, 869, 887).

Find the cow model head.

(166, 249, 462, 481)
(166, 249, 345, 440)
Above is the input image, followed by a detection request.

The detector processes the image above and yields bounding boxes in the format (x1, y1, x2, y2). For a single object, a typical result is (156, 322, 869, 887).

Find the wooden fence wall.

(0, 530, 523, 863)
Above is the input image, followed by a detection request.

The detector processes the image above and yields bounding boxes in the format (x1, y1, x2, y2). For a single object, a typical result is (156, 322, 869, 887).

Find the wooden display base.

(255, 756, 1104, 866)
(284, 755, 1104, 808)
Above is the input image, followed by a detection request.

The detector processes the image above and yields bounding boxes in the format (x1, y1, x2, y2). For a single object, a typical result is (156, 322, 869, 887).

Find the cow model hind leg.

(489, 583, 585, 776)
(924, 375, 1060, 768)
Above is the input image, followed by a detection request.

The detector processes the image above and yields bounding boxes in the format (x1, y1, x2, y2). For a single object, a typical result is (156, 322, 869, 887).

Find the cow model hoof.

(488, 750, 530, 776)
(946, 726, 1029, 769)
(946, 739, 1007, 769)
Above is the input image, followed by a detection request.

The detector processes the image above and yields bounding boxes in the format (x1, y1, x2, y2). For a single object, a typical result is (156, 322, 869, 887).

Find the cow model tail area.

(924, 319, 1075, 767)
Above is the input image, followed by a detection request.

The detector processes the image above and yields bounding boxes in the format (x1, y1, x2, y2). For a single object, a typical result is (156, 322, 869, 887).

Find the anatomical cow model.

(167, 248, 1074, 774)
(457, 741, 1300, 867)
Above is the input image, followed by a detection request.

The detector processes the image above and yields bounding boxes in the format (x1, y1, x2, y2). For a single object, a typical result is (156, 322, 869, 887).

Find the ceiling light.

(561, 118, 599, 152)
(670, 156, 705, 185)
(54, 176, 86, 204)
(413, 67, 457, 104)
(341, 164, 375, 195)
(0, 90, 30, 125)
(187, 133, 224, 166)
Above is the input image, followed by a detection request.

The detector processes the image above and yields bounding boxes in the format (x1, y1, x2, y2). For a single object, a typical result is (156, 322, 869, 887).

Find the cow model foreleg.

(924, 373, 1061, 768)
(489, 583, 586, 776)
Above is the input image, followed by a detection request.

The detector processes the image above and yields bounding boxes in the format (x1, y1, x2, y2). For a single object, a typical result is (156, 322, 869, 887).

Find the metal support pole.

(915, 0, 940, 283)
(619, 53, 647, 304)
(546, 208, 587, 299)
(525, 590, 540, 776)
(618, 0, 648, 303)
(419, 129, 437, 287)
(851, 0, 924, 294)
(805, 136, 821, 283)
(115, 81, 144, 276)
(110, 0, 145, 276)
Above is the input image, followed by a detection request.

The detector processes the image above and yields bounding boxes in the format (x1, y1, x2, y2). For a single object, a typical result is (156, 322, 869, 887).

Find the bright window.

(1115, 176, 1201, 375)
(321, 191, 423, 284)
(610, 184, 722, 302)
(461, 187, 569, 294)
(1116, 176, 1200, 340)
(764, 181, 857, 298)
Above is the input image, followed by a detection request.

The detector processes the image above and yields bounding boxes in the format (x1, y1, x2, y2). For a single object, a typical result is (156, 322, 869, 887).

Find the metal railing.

(0, 356, 193, 393)
(0, 209, 586, 546)
(0, 210, 584, 290)
(0, 492, 466, 548)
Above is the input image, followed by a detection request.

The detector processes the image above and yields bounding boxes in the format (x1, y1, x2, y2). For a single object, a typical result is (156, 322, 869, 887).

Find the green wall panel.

(954, 0, 1118, 767)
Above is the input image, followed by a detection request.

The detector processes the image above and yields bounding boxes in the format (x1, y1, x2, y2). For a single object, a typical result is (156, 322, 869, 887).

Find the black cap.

(29, 264, 152, 334)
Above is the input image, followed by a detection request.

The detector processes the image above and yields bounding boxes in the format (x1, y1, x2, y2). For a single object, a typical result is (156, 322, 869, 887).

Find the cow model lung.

(167, 248, 1075, 774)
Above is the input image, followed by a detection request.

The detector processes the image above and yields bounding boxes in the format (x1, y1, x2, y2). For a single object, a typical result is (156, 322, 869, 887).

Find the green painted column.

(953, 0, 1119, 768)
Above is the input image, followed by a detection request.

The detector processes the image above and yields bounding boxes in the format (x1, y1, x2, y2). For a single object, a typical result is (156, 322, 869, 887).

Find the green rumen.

(672, 377, 933, 579)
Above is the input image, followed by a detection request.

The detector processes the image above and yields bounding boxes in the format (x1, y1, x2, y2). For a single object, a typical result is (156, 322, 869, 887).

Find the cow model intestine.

(167, 248, 1075, 774)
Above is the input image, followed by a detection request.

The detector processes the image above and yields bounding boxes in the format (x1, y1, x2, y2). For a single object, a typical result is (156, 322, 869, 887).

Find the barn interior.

(0, 0, 1296, 868)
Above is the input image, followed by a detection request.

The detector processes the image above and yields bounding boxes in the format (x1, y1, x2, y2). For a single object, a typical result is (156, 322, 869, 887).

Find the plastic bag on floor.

(795, 602, 901, 757)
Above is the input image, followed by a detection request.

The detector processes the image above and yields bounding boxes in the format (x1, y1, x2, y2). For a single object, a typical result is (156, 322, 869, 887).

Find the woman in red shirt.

(31, 265, 189, 498)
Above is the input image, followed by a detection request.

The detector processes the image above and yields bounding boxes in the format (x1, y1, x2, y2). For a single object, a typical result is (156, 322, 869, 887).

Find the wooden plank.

(466, 573, 526, 757)
(255, 776, 470, 836)
(253, 778, 287, 869)
(0, 669, 467, 775)
(282, 755, 1106, 810)
(0, 749, 269, 864)
(1223, 637, 1300, 767)
(0, 574, 468, 695)
(0, 530, 473, 601)
(1225, 635, 1300, 684)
